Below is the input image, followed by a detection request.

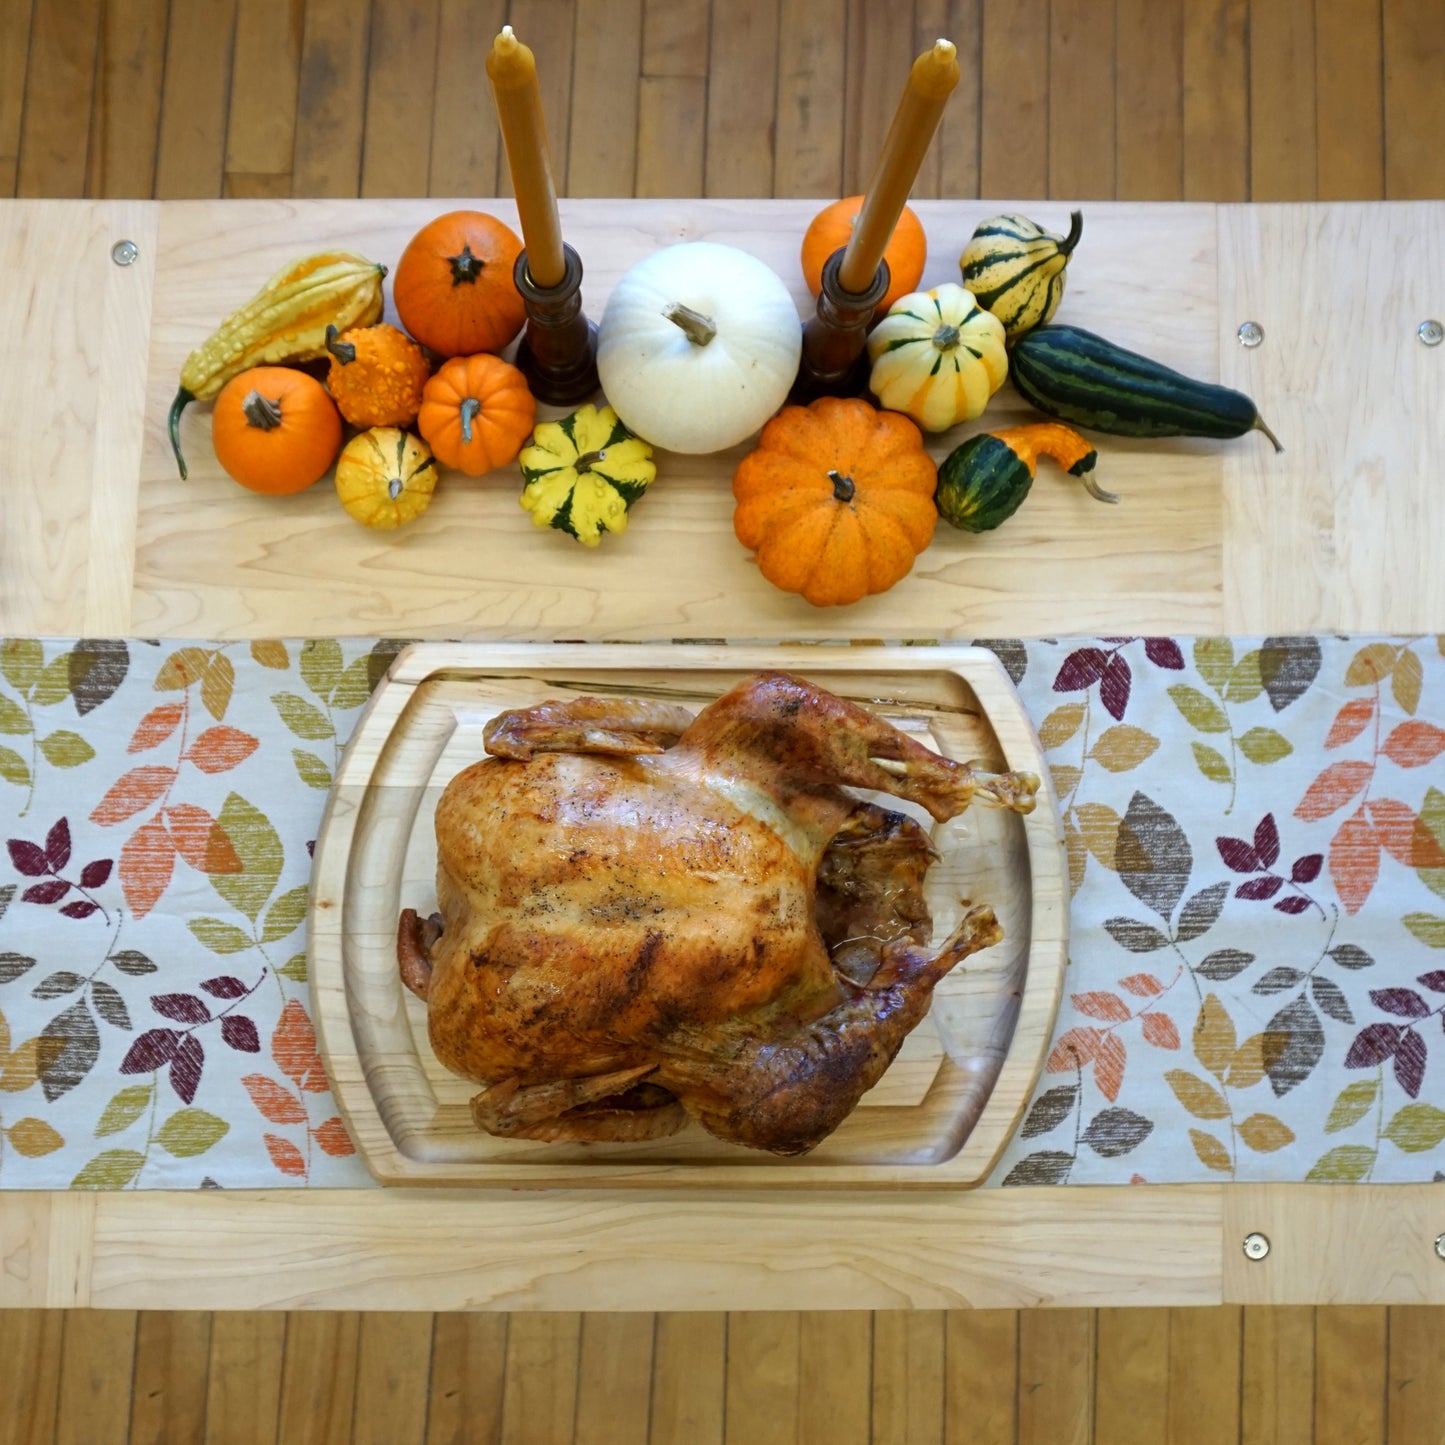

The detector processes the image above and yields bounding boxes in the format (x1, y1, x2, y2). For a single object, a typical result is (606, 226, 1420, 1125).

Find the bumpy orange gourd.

(392, 210, 527, 357)
(325, 323, 431, 428)
(800, 198, 927, 314)
(732, 397, 937, 607)
(335, 428, 439, 529)
(210, 366, 342, 495)
(416, 354, 536, 476)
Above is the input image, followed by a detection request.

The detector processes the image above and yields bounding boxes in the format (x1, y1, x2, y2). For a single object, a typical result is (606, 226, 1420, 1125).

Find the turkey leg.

(484, 695, 696, 759)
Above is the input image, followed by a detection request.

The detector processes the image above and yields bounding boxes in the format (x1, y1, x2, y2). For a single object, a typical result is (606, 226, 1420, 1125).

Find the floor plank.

(276, 1311, 361, 1445)
(774, 0, 846, 200)
(1017, 1309, 1092, 1445)
(1241, 1306, 1313, 1445)
(1182, 0, 1248, 200)
(0, 0, 34, 196)
(500, 1312, 582, 1445)
(1116, 0, 1183, 200)
(130, 1310, 213, 1445)
(85, 0, 168, 199)
(873, 1311, 944, 1445)
(223, 0, 304, 196)
(1383, 0, 1445, 199)
(567, 0, 644, 197)
(1387, 1305, 1445, 1445)
(353, 1312, 434, 1445)
(1314, 0, 1384, 199)
(979, 0, 1048, 199)
(1315, 1306, 1387, 1445)
(426, 1313, 507, 1445)
(1094, 1307, 1169, 1443)
(650, 1312, 725, 1445)
(725, 1312, 801, 1445)
(290, 0, 373, 199)
(54, 1309, 138, 1445)
(797, 1312, 871, 1445)
(1249, 0, 1317, 201)
(14, 0, 100, 198)
(499, 0, 577, 196)
(0, 1308, 64, 1445)
(360, 0, 440, 199)
(154, 0, 239, 198)
(929, 0, 982, 202)
(944, 1310, 1016, 1445)
(202, 1311, 286, 1445)
(842, 0, 916, 198)
(573, 1313, 655, 1445)
(642, 0, 710, 76)
(636, 75, 707, 197)
(1047, 0, 1115, 200)
(704, 0, 779, 196)
(1166, 1307, 1241, 1445)
(428, 0, 505, 199)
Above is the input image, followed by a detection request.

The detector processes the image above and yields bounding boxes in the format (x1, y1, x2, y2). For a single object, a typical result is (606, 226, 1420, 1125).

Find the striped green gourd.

(959, 211, 1083, 343)
(1010, 325, 1284, 451)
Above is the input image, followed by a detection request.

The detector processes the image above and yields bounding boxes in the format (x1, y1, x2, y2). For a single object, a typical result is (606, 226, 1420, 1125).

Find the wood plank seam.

(162, 0, 240, 200)
(7, 0, 37, 198)
(149, 0, 181, 201)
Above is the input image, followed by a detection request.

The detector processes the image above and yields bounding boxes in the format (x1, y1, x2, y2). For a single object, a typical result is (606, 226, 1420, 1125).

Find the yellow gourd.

(334, 428, 438, 529)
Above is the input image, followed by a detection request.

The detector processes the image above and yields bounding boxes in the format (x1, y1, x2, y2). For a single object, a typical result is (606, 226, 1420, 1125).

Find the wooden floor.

(4, 0, 1445, 1440)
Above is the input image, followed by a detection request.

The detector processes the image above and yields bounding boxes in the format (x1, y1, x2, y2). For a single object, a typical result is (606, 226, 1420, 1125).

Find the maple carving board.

(309, 644, 1068, 1188)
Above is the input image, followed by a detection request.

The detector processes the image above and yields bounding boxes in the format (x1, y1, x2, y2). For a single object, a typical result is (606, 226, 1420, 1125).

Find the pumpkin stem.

(1253, 415, 1285, 454)
(459, 396, 481, 445)
(325, 323, 357, 365)
(241, 390, 284, 431)
(447, 243, 485, 287)
(932, 323, 961, 351)
(388, 477, 404, 500)
(663, 303, 717, 348)
(1058, 210, 1084, 257)
(828, 469, 856, 503)
(574, 449, 607, 474)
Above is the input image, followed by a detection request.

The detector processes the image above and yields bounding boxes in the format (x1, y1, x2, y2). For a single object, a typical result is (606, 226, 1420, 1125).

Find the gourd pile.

(170, 201, 1279, 599)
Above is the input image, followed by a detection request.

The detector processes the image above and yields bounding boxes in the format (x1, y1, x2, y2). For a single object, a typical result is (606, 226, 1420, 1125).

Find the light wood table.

(2, 198, 1443, 1312)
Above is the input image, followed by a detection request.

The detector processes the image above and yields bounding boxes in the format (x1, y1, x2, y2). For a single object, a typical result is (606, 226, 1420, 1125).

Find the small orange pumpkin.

(210, 367, 342, 495)
(392, 210, 527, 358)
(325, 323, 431, 428)
(416, 354, 536, 476)
(800, 198, 927, 314)
(732, 397, 937, 607)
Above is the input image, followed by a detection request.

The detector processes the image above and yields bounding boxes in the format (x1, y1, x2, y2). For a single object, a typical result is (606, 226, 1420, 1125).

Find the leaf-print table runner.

(1, 636, 1442, 1190)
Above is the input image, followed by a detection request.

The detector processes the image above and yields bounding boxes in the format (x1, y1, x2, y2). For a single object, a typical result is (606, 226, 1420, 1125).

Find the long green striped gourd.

(959, 211, 1082, 343)
(1010, 325, 1284, 451)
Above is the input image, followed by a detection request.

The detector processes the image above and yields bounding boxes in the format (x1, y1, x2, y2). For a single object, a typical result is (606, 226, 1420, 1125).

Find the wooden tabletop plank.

(153, 0, 238, 200)
(202, 1312, 286, 1445)
(499, 1312, 583, 1445)
(54, 1311, 138, 1445)
(942, 1310, 1016, 1443)
(1017, 1308, 1093, 1445)
(871, 1311, 945, 1445)
(842, 0, 915, 198)
(290, 0, 372, 200)
(573, 1314, 656, 1445)
(725, 1313, 801, 1445)
(1166, 1307, 1242, 1444)
(1240, 1305, 1313, 1445)
(1314, 1307, 1388, 1445)
(1386, 1305, 1445, 1445)
(353, 1313, 433, 1445)
(275, 1311, 360, 1445)
(1093, 1307, 1170, 1443)
(425, 1313, 507, 1445)
(635, 76, 707, 198)
(797, 1313, 871, 1445)
(649, 1313, 725, 1445)
(0, 1308, 64, 1444)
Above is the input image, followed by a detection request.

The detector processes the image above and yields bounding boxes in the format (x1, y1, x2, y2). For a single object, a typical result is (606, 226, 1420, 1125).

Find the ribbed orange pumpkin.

(416, 353, 536, 476)
(732, 397, 937, 607)
(800, 198, 927, 314)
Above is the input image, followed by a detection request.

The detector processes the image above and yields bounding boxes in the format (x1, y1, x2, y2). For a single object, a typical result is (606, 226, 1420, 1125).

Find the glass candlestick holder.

(790, 249, 891, 404)
(512, 244, 600, 406)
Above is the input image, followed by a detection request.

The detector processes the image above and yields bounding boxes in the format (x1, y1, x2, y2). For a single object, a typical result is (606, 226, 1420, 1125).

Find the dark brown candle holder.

(512, 244, 600, 407)
(790, 248, 891, 404)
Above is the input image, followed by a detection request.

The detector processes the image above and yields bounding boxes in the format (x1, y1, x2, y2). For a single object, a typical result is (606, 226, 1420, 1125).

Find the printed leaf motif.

(1194, 995, 1237, 1079)
(1053, 648, 1109, 692)
(188, 918, 253, 955)
(1099, 654, 1132, 720)
(31, 654, 73, 706)
(1120, 974, 1163, 997)
(278, 953, 308, 983)
(0, 882, 12, 922)
(1306, 1145, 1375, 1182)
(1326, 699, 1375, 749)
(38, 1001, 99, 1102)
(120, 1027, 182, 1074)
(272, 999, 328, 1092)
(1239, 1114, 1295, 1153)
(165, 804, 243, 877)
(1081, 1108, 1152, 1158)
(1177, 882, 1229, 942)
(1239, 727, 1291, 766)
(1074, 805, 1121, 870)
(1325, 1079, 1379, 1134)
(1064, 819, 1086, 894)
(31, 971, 84, 1000)
(1394, 1028, 1427, 1099)
(1329, 944, 1375, 970)
(1419, 971, 1445, 993)
(1310, 977, 1354, 1025)
(91, 766, 175, 826)
(1144, 638, 1185, 670)
(170, 1035, 204, 1105)
(264, 1134, 307, 1177)
(1296, 762, 1372, 822)
(0, 952, 38, 985)
(367, 639, 411, 693)
(7, 1117, 63, 1157)
(0, 744, 30, 786)
(201, 976, 247, 999)
(1, 640, 43, 692)
(72, 1149, 145, 1189)
(110, 949, 157, 976)
(1084, 727, 1155, 776)
(1370, 988, 1429, 1019)
(250, 640, 289, 670)
(1190, 1129, 1232, 1173)
(1115, 793, 1192, 920)
(208, 793, 283, 921)
(1094, 1034, 1126, 1103)
(314, 1118, 355, 1157)
(1193, 638, 1234, 691)
(1254, 815, 1281, 869)
(1197, 949, 1254, 982)
(155, 1108, 229, 1158)
(1049, 764, 1082, 799)
(1047, 1026, 1101, 1071)
(91, 981, 131, 1030)
(152, 993, 212, 1025)
(262, 885, 308, 944)
(330, 657, 375, 712)
(243, 1074, 307, 1125)
(1226, 1033, 1267, 1089)
(1344, 642, 1396, 687)
(200, 654, 235, 721)
(299, 639, 344, 701)
(0, 1036, 43, 1091)
(1165, 1069, 1229, 1120)
(1192, 743, 1232, 785)
(221, 1015, 260, 1053)
(1141, 1012, 1180, 1049)
(274, 693, 334, 741)
(185, 726, 259, 774)
(1259, 636, 1321, 712)
(80, 859, 112, 889)
(1275, 895, 1311, 916)
(1169, 685, 1229, 734)
(1381, 1103, 1445, 1153)
(96, 1084, 153, 1136)
(0, 694, 30, 734)
(1253, 966, 1304, 996)
(1393, 648, 1423, 715)
(7, 838, 48, 875)
(129, 704, 184, 753)
(155, 647, 211, 691)
(68, 640, 129, 716)
(1072, 991, 1130, 1023)
(1383, 721, 1445, 769)
(1261, 997, 1324, 1097)
(1224, 650, 1264, 704)
(119, 818, 177, 919)
(1292, 853, 1323, 883)
(1330, 812, 1381, 916)
(1002, 1151, 1075, 1186)
(38, 731, 94, 769)
(293, 750, 332, 790)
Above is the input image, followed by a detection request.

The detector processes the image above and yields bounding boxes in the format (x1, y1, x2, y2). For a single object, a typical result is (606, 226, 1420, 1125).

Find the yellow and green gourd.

(518, 404, 656, 547)
(959, 211, 1083, 343)
(935, 421, 1116, 533)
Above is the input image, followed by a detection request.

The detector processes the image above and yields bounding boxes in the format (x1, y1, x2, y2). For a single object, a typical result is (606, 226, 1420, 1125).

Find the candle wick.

(501, 23, 514, 38)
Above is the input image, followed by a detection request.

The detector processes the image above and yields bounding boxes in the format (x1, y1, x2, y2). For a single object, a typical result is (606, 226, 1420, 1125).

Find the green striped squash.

(1010, 325, 1284, 450)
(959, 211, 1082, 343)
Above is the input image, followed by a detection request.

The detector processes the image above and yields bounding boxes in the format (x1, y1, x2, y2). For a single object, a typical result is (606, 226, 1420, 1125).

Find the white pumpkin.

(597, 242, 802, 454)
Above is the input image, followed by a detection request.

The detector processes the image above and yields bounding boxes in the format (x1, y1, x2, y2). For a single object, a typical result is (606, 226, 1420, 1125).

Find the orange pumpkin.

(800, 197, 927, 314)
(732, 397, 937, 607)
(416, 354, 537, 476)
(210, 367, 342, 495)
(393, 210, 527, 357)
(325, 323, 431, 428)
